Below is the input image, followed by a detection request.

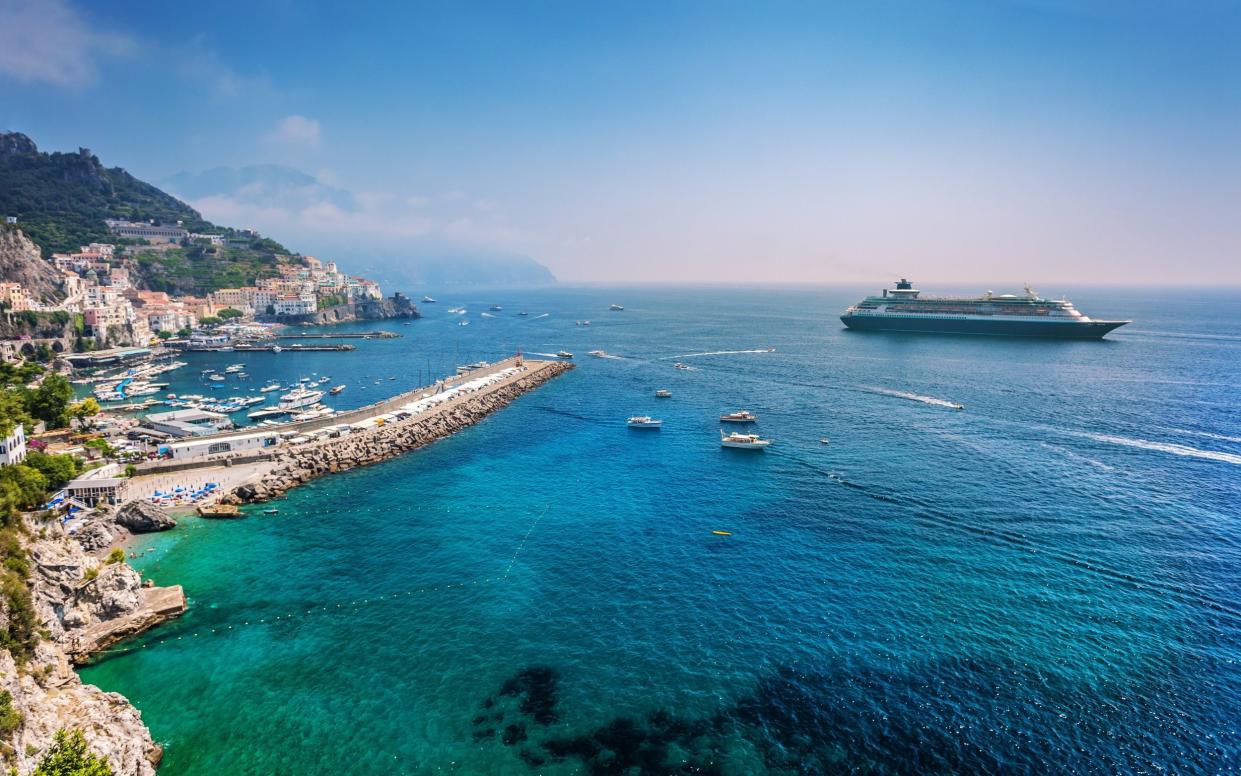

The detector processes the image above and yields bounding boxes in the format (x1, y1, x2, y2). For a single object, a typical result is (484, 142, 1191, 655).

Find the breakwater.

(224, 360, 573, 503)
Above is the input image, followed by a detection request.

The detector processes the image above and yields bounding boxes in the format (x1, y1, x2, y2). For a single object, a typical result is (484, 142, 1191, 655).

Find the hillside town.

(1, 216, 384, 349)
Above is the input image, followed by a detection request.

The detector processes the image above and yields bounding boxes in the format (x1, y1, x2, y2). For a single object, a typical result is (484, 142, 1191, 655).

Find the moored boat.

(720, 430, 771, 449)
(655, 389, 671, 398)
(720, 410, 757, 422)
(627, 416, 663, 428)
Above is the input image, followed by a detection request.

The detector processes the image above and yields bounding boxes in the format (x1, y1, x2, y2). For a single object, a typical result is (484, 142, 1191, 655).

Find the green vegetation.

(318, 294, 348, 309)
(217, 307, 244, 319)
(0, 132, 294, 295)
(132, 239, 289, 295)
(155, 331, 172, 340)
(105, 548, 124, 565)
(197, 317, 221, 327)
(22, 452, 79, 491)
(67, 399, 100, 431)
(31, 729, 113, 776)
(82, 568, 97, 583)
(0, 690, 21, 737)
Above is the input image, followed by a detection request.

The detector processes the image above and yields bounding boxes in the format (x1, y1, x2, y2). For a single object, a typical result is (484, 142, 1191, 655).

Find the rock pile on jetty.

(226, 361, 573, 503)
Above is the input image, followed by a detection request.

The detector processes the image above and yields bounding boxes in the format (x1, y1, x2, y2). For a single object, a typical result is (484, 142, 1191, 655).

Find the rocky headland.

(1, 507, 187, 775)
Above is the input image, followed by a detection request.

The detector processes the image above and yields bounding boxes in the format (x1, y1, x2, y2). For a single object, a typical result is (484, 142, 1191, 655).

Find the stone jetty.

(225, 360, 574, 504)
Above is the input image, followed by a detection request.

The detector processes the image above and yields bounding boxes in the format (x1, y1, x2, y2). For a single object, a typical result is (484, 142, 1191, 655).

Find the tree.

(23, 451, 79, 490)
(218, 308, 244, 319)
(0, 465, 48, 516)
(155, 330, 172, 340)
(24, 374, 73, 428)
(32, 729, 114, 776)
(198, 316, 222, 327)
(176, 327, 192, 337)
(0, 390, 34, 438)
(68, 398, 100, 430)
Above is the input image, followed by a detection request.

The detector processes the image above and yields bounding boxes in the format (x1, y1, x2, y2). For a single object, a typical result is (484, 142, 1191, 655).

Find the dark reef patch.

(498, 665, 560, 725)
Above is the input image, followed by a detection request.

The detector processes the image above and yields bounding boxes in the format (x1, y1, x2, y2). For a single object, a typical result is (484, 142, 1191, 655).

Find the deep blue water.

(82, 286, 1241, 774)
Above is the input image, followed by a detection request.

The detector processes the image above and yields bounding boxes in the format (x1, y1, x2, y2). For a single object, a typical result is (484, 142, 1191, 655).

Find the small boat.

(272, 345, 283, 353)
(609, 304, 624, 311)
(627, 416, 663, 429)
(263, 508, 279, 515)
(519, 311, 529, 316)
(260, 383, 281, 392)
(655, 389, 672, 398)
(422, 296, 437, 303)
(556, 351, 573, 359)
(237, 372, 248, 379)
(459, 320, 469, 327)
(582, 320, 591, 326)
(820, 437, 830, 444)
(720, 410, 758, 423)
(712, 530, 732, 536)
(330, 385, 345, 395)
(224, 364, 245, 373)
(490, 304, 503, 311)
(588, 350, 608, 358)
(720, 430, 771, 449)
(673, 362, 691, 370)
(207, 373, 225, 382)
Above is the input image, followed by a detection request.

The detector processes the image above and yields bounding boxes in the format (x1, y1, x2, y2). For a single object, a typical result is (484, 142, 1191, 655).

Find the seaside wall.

(225, 360, 573, 503)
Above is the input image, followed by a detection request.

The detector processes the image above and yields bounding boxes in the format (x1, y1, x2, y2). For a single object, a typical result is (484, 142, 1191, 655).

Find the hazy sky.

(1, 0, 1238, 285)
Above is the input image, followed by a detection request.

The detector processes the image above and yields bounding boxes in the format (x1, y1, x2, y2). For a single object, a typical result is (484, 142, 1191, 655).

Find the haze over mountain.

(161, 165, 557, 289)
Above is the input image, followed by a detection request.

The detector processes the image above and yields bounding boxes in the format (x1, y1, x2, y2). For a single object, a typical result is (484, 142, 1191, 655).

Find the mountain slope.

(0, 132, 293, 295)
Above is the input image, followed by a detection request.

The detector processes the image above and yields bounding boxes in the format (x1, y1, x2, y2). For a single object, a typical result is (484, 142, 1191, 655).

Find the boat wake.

(526, 352, 563, 359)
(531, 313, 550, 320)
(1038, 442, 1115, 472)
(660, 348, 775, 359)
(1168, 428, 1241, 445)
(1081, 433, 1241, 466)
(865, 387, 963, 410)
(481, 312, 497, 318)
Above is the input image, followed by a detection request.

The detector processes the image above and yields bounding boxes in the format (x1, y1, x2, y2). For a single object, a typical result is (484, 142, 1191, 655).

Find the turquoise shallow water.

(82, 286, 1240, 774)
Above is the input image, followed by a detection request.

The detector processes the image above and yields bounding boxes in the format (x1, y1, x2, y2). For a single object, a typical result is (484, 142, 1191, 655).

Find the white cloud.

(0, 0, 132, 87)
(267, 115, 322, 149)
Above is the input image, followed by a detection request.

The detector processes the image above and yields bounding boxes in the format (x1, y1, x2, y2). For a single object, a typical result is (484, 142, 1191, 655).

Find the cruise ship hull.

(840, 315, 1127, 339)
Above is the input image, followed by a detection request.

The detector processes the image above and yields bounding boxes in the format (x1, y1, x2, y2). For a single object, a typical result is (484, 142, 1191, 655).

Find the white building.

(0, 424, 27, 466)
(273, 295, 317, 316)
(165, 429, 281, 460)
(104, 219, 188, 244)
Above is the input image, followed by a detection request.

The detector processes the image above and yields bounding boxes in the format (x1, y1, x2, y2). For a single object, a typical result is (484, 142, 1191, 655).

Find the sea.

(80, 285, 1241, 774)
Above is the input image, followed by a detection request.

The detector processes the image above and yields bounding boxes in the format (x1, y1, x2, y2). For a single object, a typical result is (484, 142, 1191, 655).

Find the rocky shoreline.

(225, 360, 574, 504)
(4, 505, 187, 775)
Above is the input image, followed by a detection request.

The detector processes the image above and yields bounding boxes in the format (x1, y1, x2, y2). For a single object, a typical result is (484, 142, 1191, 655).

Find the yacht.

(556, 351, 574, 359)
(627, 416, 663, 429)
(278, 388, 325, 410)
(330, 385, 345, 395)
(720, 410, 758, 423)
(609, 304, 624, 311)
(588, 350, 609, 358)
(655, 389, 672, 398)
(207, 373, 225, 382)
(422, 296, 437, 303)
(224, 364, 245, 373)
(720, 430, 771, 449)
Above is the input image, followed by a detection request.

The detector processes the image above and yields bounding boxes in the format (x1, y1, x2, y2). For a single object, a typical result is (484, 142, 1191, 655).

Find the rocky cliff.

(0, 227, 65, 305)
(263, 292, 421, 326)
(0, 518, 186, 775)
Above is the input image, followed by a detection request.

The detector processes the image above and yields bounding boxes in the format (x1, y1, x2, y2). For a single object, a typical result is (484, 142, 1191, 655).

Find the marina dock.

(275, 331, 400, 339)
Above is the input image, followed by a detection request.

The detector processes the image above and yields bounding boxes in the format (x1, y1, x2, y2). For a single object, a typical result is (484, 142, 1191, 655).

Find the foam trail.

(531, 313, 549, 320)
(865, 387, 963, 410)
(481, 312, 496, 318)
(1083, 433, 1241, 465)
(526, 352, 563, 358)
(1039, 442, 1115, 472)
(660, 348, 776, 359)
(1169, 428, 1241, 445)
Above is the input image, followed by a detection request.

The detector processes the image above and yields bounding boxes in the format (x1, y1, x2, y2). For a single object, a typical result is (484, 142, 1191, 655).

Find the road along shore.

(222, 359, 574, 504)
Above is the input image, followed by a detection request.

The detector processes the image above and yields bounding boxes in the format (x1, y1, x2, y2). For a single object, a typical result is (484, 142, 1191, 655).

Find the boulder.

(115, 501, 176, 533)
(73, 519, 120, 552)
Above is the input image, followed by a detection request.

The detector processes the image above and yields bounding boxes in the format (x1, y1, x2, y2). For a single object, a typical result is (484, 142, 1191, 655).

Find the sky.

(1, 0, 1239, 286)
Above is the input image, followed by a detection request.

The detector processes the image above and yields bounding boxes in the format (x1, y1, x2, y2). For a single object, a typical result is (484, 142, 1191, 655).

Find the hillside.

(0, 132, 293, 295)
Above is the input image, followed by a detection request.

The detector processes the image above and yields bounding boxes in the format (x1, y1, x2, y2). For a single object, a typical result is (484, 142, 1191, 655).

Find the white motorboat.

(207, 373, 225, 382)
(556, 351, 573, 358)
(259, 382, 281, 393)
(422, 296, 437, 303)
(655, 389, 672, 398)
(627, 416, 663, 429)
(329, 385, 345, 395)
(720, 410, 758, 423)
(588, 350, 608, 358)
(224, 364, 245, 373)
(609, 304, 624, 311)
(720, 430, 771, 449)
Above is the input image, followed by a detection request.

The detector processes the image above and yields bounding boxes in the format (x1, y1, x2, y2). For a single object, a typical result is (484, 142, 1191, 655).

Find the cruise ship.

(840, 279, 1129, 339)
